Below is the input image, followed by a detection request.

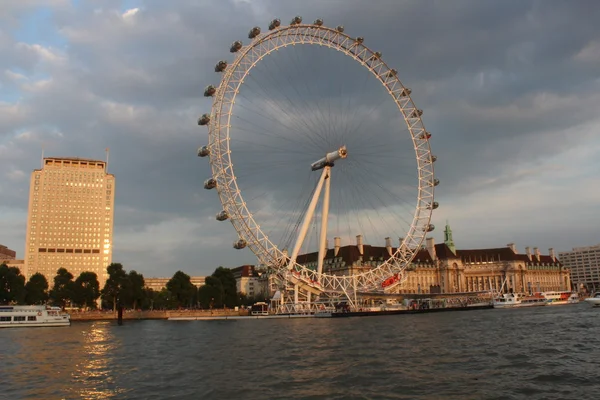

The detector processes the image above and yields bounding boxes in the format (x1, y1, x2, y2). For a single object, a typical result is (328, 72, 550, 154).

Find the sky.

(1, 0, 600, 278)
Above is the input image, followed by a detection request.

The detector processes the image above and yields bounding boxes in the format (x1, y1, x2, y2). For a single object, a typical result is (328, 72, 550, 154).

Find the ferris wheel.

(198, 16, 438, 303)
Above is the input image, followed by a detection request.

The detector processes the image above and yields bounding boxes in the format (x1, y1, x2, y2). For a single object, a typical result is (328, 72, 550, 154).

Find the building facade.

(145, 276, 206, 292)
(559, 244, 600, 293)
(24, 157, 115, 289)
(294, 223, 570, 295)
(0, 244, 16, 261)
(231, 265, 263, 297)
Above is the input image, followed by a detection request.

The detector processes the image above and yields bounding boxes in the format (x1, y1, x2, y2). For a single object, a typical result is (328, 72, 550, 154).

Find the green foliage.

(197, 267, 239, 308)
(49, 268, 75, 308)
(0, 263, 26, 305)
(166, 271, 197, 308)
(24, 273, 49, 305)
(101, 263, 128, 311)
(120, 270, 145, 309)
(198, 275, 223, 308)
(72, 272, 101, 309)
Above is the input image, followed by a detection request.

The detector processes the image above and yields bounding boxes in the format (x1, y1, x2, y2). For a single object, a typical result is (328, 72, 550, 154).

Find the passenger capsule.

(268, 18, 281, 30)
(369, 51, 382, 61)
(204, 85, 216, 97)
(355, 37, 364, 44)
(410, 109, 423, 118)
(214, 60, 227, 73)
(216, 210, 229, 221)
(313, 18, 323, 26)
(233, 239, 247, 249)
(230, 41, 243, 53)
(290, 15, 302, 25)
(398, 88, 412, 97)
(427, 201, 439, 210)
(198, 114, 210, 126)
(336, 25, 344, 32)
(386, 69, 397, 78)
(248, 27, 261, 39)
(204, 178, 216, 190)
(431, 155, 437, 163)
(419, 131, 431, 140)
(424, 224, 435, 232)
(432, 178, 440, 187)
(197, 146, 210, 157)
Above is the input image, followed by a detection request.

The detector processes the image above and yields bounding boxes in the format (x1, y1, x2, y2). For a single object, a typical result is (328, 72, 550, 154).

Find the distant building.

(294, 222, 570, 294)
(145, 276, 206, 292)
(24, 157, 115, 289)
(559, 244, 600, 293)
(0, 244, 16, 261)
(231, 265, 263, 297)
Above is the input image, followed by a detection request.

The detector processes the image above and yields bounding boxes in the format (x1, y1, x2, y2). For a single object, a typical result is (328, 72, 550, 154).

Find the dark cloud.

(1, 0, 600, 276)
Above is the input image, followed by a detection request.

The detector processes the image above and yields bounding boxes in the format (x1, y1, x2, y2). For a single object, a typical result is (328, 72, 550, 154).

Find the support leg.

(317, 167, 331, 282)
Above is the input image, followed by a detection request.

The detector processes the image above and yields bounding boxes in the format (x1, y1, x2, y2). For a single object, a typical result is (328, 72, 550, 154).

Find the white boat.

(541, 291, 579, 305)
(493, 293, 522, 308)
(584, 292, 600, 307)
(0, 305, 71, 328)
(519, 295, 547, 307)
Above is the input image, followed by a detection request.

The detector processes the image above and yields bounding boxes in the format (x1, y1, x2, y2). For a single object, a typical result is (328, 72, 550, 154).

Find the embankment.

(70, 309, 249, 321)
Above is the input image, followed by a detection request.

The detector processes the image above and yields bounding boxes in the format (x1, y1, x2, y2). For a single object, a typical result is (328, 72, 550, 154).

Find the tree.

(211, 267, 239, 307)
(121, 270, 145, 310)
(101, 263, 127, 311)
(0, 263, 26, 305)
(25, 273, 49, 305)
(72, 272, 101, 309)
(166, 271, 196, 308)
(198, 276, 223, 308)
(49, 268, 75, 308)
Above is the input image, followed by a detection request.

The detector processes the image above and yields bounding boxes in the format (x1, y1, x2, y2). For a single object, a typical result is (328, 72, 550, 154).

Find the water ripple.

(0, 303, 598, 399)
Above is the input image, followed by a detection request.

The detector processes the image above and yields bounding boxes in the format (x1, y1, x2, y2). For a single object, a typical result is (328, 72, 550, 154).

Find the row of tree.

(0, 263, 267, 310)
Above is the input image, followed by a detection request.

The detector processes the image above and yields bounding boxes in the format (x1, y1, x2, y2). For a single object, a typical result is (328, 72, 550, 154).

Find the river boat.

(492, 293, 522, 309)
(0, 305, 71, 328)
(584, 292, 600, 307)
(519, 294, 547, 307)
(541, 291, 579, 305)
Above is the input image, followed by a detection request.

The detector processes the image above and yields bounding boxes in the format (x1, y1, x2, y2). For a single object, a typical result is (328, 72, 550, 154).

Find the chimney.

(399, 237, 404, 249)
(549, 248, 556, 262)
(385, 237, 392, 257)
(426, 237, 436, 261)
(533, 247, 540, 260)
(334, 236, 341, 257)
(356, 235, 364, 255)
(525, 246, 531, 261)
(507, 243, 517, 253)
(325, 239, 329, 251)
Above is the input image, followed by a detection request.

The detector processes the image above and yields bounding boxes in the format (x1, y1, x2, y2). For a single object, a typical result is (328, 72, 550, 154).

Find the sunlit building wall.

(559, 244, 600, 292)
(24, 157, 115, 289)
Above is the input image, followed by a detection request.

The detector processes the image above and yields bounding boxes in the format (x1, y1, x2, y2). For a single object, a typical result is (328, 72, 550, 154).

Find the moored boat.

(584, 292, 600, 307)
(541, 291, 579, 305)
(0, 305, 71, 328)
(493, 293, 522, 309)
(519, 294, 547, 307)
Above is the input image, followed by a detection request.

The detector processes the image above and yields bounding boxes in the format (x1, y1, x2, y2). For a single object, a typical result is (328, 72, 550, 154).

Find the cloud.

(0, 0, 599, 278)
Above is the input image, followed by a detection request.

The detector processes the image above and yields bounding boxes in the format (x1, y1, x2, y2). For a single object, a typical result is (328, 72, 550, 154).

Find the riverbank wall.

(70, 309, 249, 321)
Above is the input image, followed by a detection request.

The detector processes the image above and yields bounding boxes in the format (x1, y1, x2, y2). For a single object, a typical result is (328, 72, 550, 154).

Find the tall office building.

(559, 244, 600, 292)
(24, 157, 115, 289)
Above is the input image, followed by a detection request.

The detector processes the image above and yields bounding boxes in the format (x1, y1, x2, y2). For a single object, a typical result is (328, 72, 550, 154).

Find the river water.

(1, 303, 599, 399)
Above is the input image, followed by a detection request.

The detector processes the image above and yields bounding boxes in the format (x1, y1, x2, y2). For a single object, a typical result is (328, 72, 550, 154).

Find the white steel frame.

(204, 21, 436, 297)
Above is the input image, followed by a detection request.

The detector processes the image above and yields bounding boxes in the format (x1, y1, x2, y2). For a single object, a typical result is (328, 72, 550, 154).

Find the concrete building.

(24, 157, 115, 289)
(0, 244, 16, 261)
(295, 222, 570, 294)
(559, 244, 600, 293)
(231, 265, 263, 297)
(145, 276, 206, 292)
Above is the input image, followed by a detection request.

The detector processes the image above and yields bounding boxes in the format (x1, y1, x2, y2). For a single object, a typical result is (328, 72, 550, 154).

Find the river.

(1, 303, 598, 399)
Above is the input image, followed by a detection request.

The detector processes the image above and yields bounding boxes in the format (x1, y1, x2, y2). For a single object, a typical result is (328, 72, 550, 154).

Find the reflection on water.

(1, 304, 599, 399)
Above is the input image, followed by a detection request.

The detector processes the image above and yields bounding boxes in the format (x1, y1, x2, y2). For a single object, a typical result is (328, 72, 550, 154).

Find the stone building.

(0, 244, 17, 261)
(144, 276, 206, 292)
(295, 223, 570, 294)
(559, 244, 600, 293)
